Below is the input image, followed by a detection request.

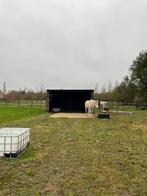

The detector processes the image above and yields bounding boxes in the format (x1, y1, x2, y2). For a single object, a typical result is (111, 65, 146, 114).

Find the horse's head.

(95, 100, 99, 109)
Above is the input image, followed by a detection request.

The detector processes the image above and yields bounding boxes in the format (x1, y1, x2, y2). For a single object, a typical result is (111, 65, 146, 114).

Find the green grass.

(0, 109, 147, 195)
(0, 106, 45, 125)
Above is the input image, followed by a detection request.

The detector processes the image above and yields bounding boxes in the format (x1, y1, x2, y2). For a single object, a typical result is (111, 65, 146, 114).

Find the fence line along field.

(0, 99, 46, 108)
(0, 105, 147, 195)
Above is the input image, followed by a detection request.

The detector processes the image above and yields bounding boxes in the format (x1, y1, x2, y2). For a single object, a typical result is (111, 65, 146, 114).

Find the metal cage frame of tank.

(0, 128, 30, 157)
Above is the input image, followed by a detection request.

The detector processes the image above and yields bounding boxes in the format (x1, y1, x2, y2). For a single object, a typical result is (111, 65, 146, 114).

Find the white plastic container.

(0, 128, 30, 157)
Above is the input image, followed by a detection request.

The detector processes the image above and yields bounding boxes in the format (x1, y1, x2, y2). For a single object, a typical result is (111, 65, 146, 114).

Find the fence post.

(31, 99, 33, 108)
(117, 102, 118, 111)
(5, 99, 8, 106)
(17, 99, 20, 107)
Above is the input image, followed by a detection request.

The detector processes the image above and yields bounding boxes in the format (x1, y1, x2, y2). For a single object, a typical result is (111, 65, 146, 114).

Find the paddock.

(0, 105, 147, 195)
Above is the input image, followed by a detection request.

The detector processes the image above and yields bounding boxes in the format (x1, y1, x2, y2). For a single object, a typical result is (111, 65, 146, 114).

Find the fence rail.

(108, 102, 136, 111)
(0, 100, 46, 108)
(108, 102, 147, 111)
(0, 100, 145, 111)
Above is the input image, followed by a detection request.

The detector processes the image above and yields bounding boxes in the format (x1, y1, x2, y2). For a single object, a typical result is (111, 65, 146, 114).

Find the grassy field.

(0, 108, 147, 195)
(0, 106, 45, 124)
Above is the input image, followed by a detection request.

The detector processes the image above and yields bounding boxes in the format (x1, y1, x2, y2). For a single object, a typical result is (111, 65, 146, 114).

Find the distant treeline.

(3, 90, 47, 101)
(94, 76, 136, 103)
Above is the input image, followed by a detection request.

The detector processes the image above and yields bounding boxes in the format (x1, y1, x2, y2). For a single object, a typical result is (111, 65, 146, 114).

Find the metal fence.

(108, 102, 137, 111)
(0, 100, 46, 108)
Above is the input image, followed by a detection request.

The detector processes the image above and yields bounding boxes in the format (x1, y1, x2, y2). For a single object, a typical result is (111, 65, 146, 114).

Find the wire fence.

(0, 99, 145, 111)
(0, 99, 46, 108)
(108, 102, 137, 111)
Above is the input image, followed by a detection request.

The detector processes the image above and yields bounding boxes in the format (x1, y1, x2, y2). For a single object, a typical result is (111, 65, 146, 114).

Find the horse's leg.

(87, 108, 88, 113)
(90, 108, 92, 114)
(86, 107, 88, 113)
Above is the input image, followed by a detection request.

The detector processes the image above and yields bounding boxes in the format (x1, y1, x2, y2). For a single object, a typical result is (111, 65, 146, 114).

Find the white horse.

(85, 99, 99, 114)
(85, 100, 109, 114)
(99, 101, 109, 111)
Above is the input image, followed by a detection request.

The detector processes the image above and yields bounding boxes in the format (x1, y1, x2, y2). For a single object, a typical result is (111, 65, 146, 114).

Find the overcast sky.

(0, 0, 147, 91)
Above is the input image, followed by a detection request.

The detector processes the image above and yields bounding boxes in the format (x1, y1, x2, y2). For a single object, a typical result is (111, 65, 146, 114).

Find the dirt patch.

(132, 124, 147, 131)
(40, 182, 59, 194)
(50, 112, 95, 119)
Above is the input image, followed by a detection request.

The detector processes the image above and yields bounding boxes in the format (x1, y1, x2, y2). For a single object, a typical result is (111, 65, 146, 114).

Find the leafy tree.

(130, 50, 147, 102)
(111, 76, 136, 102)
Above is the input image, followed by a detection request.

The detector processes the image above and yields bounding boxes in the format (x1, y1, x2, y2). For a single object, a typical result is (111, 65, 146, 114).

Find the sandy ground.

(50, 111, 133, 119)
(50, 112, 95, 119)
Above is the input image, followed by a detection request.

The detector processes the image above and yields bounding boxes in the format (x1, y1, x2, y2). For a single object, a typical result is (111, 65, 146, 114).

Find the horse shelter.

(46, 89, 94, 112)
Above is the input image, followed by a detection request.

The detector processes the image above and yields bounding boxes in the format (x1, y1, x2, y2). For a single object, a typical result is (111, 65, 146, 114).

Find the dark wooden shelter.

(46, 89, 94, 112)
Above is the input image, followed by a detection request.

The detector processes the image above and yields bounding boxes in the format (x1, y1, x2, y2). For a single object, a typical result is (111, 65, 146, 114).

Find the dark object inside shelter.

(46, 89, 94, 112)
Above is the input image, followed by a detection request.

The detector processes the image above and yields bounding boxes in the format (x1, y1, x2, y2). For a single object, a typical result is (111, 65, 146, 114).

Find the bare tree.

(107, 81, 113, 92)
(3, 81, 6, 95)
(101, 84, 106, 93)
(94, 83, 99, 94)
